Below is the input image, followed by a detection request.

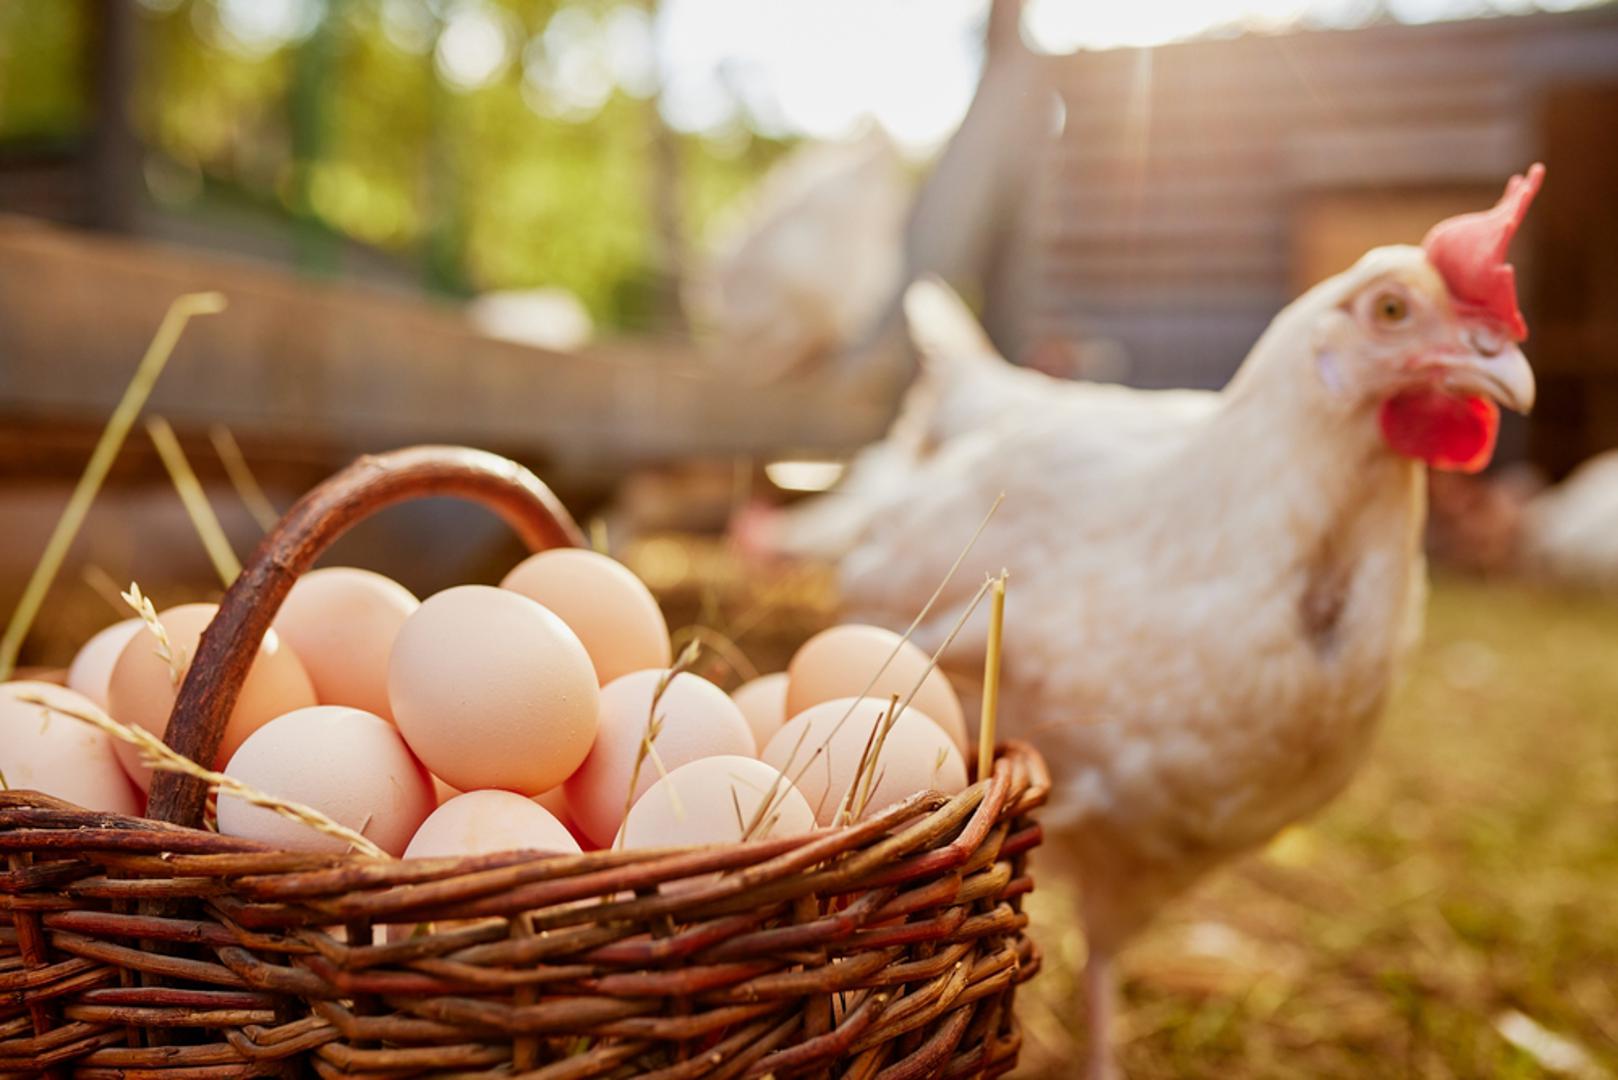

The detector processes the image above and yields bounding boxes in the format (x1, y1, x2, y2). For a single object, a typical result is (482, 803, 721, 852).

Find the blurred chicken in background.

(688, 129, 911, 383)
(1521, 450, 1618, 590)
(1426, 466, 1543, 576)
(1432, 448, 1618, 592)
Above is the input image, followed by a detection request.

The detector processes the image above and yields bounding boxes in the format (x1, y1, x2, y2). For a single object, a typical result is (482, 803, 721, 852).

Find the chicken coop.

(983, 4, 1618, 478)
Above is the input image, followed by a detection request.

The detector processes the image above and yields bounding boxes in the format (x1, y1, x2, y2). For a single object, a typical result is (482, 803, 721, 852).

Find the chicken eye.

(1372, 291, 1410, 326)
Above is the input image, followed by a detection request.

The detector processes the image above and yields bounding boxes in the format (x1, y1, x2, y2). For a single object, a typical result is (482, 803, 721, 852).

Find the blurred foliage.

(0, 0, 90, 144)
(0, 0, 791, 328)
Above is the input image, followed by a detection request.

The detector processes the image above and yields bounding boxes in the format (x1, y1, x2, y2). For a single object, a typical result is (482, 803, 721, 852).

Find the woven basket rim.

(0, 740, 1048, 888)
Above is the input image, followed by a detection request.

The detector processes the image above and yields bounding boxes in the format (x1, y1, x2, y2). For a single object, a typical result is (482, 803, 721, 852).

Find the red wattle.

(1378, 390, 1499, 473)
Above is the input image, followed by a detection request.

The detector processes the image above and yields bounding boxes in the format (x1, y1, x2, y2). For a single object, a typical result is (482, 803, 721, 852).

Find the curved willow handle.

(146, 446, 584, 828)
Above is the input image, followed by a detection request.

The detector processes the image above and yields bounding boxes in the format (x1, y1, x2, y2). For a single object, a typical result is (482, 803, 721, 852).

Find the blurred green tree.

(0, 0, 790, 331)
(0, 0, 90, 144)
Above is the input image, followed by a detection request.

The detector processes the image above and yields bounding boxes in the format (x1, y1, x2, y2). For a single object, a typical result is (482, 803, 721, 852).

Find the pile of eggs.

(2, 549, 971, 866)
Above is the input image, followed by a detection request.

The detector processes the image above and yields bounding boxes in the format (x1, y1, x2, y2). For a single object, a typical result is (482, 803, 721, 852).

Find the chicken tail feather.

(761, 278, 1021, 564)
(904, 276, 1004, 384)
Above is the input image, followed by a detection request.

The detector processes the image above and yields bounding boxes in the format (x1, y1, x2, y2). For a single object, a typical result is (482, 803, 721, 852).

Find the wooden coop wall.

(1013, 7, 1618, 473)
(1530, 82, 1618, 477)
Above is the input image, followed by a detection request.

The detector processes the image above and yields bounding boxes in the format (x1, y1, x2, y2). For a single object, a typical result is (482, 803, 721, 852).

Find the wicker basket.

(0, 445, 1049, 1079)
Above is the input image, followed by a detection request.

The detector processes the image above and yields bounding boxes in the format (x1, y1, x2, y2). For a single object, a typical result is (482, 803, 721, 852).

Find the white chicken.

(1520, 450, 1618, 590)
(776, 167, 1545, 1076)
(688, 129, 911, 383)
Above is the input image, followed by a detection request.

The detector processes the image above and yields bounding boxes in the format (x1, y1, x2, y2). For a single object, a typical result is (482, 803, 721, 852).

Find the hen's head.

(1304, 164, 1543, 474)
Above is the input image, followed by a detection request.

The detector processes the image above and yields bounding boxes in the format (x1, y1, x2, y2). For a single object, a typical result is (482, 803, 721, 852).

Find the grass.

(1016, 575, 1618, 1078)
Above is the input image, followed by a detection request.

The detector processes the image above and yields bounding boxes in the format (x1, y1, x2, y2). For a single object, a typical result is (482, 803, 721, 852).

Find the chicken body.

(779, 169, 1543, 1068)
(783, 221, 1540, 1080)
(689, 130, 910, 383)
(819, 272, 1429, 950)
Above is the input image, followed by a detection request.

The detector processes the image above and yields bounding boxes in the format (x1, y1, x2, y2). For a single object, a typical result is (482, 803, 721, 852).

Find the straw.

(0, 291, 226, 681)
(121, 581, 184, 686)
(978, 571, 1008, 781)
(18, 691, 387, 859)
(741, 493, 1005, 838)
(614, 640, 700, 848)
(81, 564, 130, 618)
(841, 695, 900, 825)
(147, 416, 242, 586)
(209, 424, 280, 532)
(588, 517, 610, 555)
(668, 624, 760, 684)
(747, 568, 1001, 840)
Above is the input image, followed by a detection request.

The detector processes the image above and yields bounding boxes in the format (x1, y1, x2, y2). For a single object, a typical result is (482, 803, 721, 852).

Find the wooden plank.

(0, 218, 894, 477)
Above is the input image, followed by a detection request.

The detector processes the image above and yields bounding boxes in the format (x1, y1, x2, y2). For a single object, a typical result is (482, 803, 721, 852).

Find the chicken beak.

(1439, 336, 1536, 415)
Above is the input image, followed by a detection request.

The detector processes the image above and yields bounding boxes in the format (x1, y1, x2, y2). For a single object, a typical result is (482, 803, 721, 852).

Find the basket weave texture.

(1, 446, 1049, 1078)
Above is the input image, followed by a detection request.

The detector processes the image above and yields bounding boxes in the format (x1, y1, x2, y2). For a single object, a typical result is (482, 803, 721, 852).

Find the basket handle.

(145, 445, 585, 829)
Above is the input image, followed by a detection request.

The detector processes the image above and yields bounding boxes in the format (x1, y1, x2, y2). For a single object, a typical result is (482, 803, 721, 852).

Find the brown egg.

(217, 706, 434, 856)
(66, 618, 142, 711)
(617, 756, 816, 851)
(274, 567, 418, 722)
(405, 790, 580, 859)
(761, 696, 967, 826)
(500, 549, 671, 685)
(434, 777, 583, 842)
(786, 625, 967, 753)
(388, 585, 599, 795)
(430, 774, 461, 806)
(394, 789, 581, 942)
(106, 603, 318, 790)
(0, 681, 141, 815)
(565, 669, 755, 848)
(731, 672, 789, 751)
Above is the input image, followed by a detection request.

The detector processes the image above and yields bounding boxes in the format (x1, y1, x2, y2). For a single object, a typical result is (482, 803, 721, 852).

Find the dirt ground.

(1014, 576, 1618, 1078)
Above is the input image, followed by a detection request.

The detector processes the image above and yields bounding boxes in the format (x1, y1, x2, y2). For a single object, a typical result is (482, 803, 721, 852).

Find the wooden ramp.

(0, 217, 893, 483)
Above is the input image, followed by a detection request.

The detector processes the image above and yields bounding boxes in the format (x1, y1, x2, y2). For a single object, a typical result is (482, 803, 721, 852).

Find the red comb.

(1421, 163, 1544, 341)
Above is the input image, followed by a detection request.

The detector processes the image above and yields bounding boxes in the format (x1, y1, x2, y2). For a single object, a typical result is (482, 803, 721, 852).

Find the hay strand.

(18, 690, 387, 859)
(0, 291, 226, 681)
(978, 572, 1008, 781)
(147, 416, 241, 587)
(209, 424, 280, 532)
(615, 640, 700, 847)
(742, 494, 1004, 838)
(120, 582, 185, 687)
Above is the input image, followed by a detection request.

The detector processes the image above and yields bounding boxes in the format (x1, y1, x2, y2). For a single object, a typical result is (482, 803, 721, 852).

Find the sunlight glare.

(436, 1, 516, 92)
(655, 0, 984, 152)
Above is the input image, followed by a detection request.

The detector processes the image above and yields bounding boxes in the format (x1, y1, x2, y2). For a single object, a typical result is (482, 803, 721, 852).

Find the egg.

(388, 585, 599, 795)
(500, 549, 671, 685)
(761, 696, 968, 826)
(435, 778, 583, 840)
(217, 706, 433, 855)
(565, 669, 755, 848)
(430, 774, 461, 806)
(731, 672, 789, 751)
(106, 603, 318, 790)
(66, 619, 142, 712)
(786, 625, 968, 753)
(404, 790, 581, 859)
(274, 567, 418, 722)
(0, 681, 141, 815)
(393, 789, 582, 941)
(618, 755, 816, 850)
(531, 784, 591, 847)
